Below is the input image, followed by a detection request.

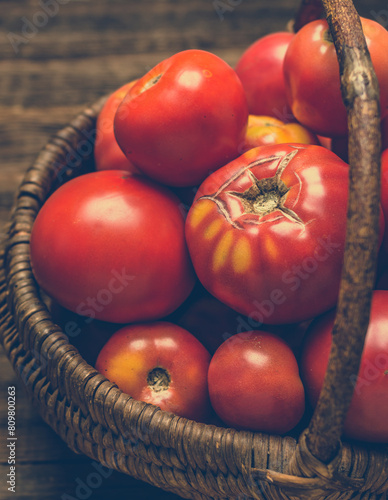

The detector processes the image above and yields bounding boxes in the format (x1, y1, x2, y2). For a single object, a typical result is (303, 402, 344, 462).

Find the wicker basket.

(1, 1, 388, 498)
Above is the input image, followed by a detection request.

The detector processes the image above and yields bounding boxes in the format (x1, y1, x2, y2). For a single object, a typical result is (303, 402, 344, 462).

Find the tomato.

(380, 149, 388, 255)
(317, 136, 332, 150)
(301, 290, 388, 443)
(241, 115, 319, 153)
(94, 81, 139, 173)
(95, 321, 211, 421)
(185, 144, 384, 324)
(114, 49, 249, 187)
(172, 283, 311, 355)
(284, 17, 388, 137)
(235, 32, 294, 120)
(207, 331, 305, 432)
(30, 170, 195, 323)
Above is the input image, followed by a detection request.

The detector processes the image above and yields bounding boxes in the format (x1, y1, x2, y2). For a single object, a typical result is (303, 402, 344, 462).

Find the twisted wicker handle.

(297, 0, 382, 464)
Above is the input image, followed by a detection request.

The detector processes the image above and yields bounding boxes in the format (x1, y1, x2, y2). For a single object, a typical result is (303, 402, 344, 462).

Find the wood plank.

(0, 48, 244, 109)
(1, 0, 298, 59)
(1, 0, 384, 61)
(0, 462, 182, 499)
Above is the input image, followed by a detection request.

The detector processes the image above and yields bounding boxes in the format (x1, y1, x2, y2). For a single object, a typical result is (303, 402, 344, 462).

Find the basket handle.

(296, 0, 382, 464)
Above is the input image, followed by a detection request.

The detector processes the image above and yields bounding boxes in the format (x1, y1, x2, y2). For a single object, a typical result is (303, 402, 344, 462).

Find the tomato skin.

(185, 144, 384, 324)
(207, 331, 305, 432)
(301, 290, 388, 443)
(95, 322, 211, 422)
(30, 170, 195, 323)
(380, 149, 388, 256)
(284, 17, 388, 137)
(94, 81, 139, 173)
(235, 32, 294, 120)
(114, 49, 249, 187)
(242, 115, 319, 152)
(171, 283, 311, 355)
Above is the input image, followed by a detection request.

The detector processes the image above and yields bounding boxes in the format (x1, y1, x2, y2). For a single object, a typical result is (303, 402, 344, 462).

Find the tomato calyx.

(227, 169, 292, 219)
(198, 149, 303, 228)
(147, 367, 171, 392)
(140, 74, 163, 94)
(323, 28, 333, 45)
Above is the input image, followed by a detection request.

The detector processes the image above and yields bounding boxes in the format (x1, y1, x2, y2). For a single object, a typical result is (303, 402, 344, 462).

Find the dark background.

(0, 1, 386, 498)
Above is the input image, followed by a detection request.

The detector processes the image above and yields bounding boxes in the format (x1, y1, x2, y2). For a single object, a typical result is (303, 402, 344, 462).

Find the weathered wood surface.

(0, 0, 386, 498)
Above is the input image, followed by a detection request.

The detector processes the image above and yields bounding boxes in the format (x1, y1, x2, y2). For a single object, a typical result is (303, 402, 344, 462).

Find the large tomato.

(235, 32, 294, 120)
(301, 290, 388, 443)
(241, 115, 319, 152)
(94, 81, 139, 173)
(114, 49, 249, 187)
(185, 144, 383, 324)
(284, 17, 388, 137)
(207, 331, 305, 432)
(30, 170, 195, 323)
(95, 322, 211, 422)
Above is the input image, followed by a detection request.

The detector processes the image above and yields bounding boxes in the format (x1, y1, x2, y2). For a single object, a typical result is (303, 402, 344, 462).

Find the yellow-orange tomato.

(241, 115, 319, 152)
(95, 321, 211, 422)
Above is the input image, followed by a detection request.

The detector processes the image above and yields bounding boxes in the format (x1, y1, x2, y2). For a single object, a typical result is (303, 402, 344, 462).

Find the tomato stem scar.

(147, 367, 171, 392)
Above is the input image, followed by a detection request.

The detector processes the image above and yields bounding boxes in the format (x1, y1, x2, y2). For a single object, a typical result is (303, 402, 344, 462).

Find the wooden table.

(0, 1, 384, 498)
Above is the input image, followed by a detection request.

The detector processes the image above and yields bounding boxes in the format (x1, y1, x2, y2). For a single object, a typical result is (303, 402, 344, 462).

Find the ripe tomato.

(380, 148, 388, 255)
(301, 290, 388, 443)
(94, 81, 139, 173)
(185, 144, 383, 324)
(30, 170, 195, 323)
(284, 17, 388, 137)
(235, 32, 294, 120)
(241, 115, 319, 152)
(95, 322, 211, 422)
(114, 49, 249, 187)
(207, 331, 305, 432)
(172, 283, 311, 355)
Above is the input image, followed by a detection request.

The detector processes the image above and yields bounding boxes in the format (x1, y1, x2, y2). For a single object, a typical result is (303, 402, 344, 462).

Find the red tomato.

(301, 290, 388, 443)
(94, 81, 139, 173)
(235, 32, 294, 120)
(95, 322, 211, 421)
(185, 144, 383, 324)
(207, 331, 305, 432)
(241, 115, 319, 152)
(380, 149, 388, 255)
(30, 170, 195, 323)
(114, 49, 249, 187)
(284, 17, 388, 137)
(317, 135, 332, 150)
(171, 283, 311, 355)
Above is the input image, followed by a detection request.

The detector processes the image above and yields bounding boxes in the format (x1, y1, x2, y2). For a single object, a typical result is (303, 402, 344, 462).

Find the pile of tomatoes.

(30, 16, 388, 443)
